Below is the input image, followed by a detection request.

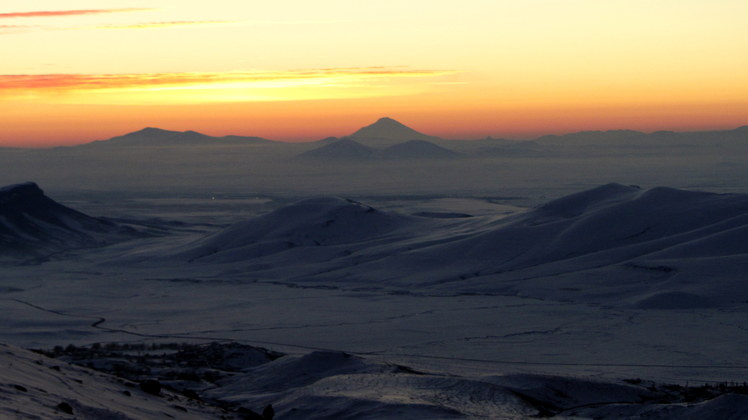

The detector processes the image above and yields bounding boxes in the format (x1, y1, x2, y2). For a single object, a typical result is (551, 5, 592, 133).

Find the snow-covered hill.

(174, 197, 415, 263)
(412, 183, 748, 272)
(359, 183, 748, 306)
(146, 184, 748, 308)
(0, 182, 136, 261)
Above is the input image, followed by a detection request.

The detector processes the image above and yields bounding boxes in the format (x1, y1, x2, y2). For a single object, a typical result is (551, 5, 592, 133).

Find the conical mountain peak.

(372, 117, 407, 127)
(351, 117, 439, 142)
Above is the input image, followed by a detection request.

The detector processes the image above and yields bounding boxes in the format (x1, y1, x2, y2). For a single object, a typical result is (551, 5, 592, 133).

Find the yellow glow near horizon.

(1, 0, 747, 145)
(0, 68, 458, 105)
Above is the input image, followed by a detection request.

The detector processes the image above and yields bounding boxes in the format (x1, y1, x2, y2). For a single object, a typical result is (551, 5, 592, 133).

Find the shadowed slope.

(0, 182, 135, 260)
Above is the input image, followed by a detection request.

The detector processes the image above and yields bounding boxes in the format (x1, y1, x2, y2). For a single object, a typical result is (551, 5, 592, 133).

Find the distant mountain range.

(56, 118, 748, 151)
(535, 126, 748, 147)
(81, 127, 270, 148)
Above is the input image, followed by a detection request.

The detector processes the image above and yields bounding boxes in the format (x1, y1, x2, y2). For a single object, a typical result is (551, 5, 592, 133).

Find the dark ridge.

(381, 140, 458, 159)
(0, 182, 44, 205)
(0, 182, 136, 260)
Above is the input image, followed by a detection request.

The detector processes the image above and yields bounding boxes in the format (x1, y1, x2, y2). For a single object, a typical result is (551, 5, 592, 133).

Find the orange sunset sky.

(1, 0, 748, 147)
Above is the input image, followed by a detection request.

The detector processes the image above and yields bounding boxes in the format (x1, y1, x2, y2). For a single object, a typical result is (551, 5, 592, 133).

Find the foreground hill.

(0, 182, 136, 261)
(0, 343, 227, 419)
(5, 341, 747, 420)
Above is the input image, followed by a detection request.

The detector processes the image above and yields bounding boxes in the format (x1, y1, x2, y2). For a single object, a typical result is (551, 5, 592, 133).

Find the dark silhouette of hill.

(380, 140, 458, 159)
(298, 138, 375, 159)
(298, 138, 457, 160)
(81, 127, 271, 147)
(0, 182, 136, 260)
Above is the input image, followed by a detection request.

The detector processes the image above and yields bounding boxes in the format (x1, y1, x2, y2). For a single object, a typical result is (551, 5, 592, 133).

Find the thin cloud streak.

(0, 18, 341, 35)
(94, 19, 345, 30)
(96, 21, 236, 30)
(0, 24, 38, 35)
(0, 9, 152, 19)
(0, 68, 457, 92)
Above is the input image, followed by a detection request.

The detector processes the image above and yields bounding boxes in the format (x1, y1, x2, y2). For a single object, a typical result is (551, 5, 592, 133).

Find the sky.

(1, 0, 747, 146)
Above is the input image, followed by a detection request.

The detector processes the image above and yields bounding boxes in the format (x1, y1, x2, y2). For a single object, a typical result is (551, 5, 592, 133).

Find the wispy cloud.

(95, 20, 235, 30)
(0, 68, 455, 90)
(0, 68, 458, 104)
(0, 24, 38, 34)
(0, 8, 152, 19)
(93, 19, 343, 31)
(0, 16, 335, 35)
